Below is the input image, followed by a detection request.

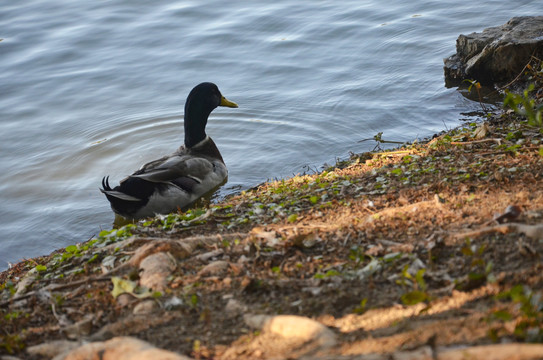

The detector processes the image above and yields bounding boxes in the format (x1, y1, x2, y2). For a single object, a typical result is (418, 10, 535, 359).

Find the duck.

(100, 82, 238, 220)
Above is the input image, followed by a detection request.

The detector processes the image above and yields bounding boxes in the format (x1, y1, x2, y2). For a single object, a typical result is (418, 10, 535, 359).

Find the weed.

(505, 130, 524, 141)
(287, 214, 298, 223)
(490, 285, 543, 342)
(464, 79, 489, 112)
(398, 264, 430, 305)
(151, 208, 208, 230)
(348, 246, 367, 264)
(314, 269, 342, 279)
(504, 83, 543, 129)
(0, 333, 25, 354)
(0, 280, 16, 297)
(455, 239, 494, 290)
(353, 298, 368, 314)
(34, 264, 47, 272)
(190, 294, 199, 307)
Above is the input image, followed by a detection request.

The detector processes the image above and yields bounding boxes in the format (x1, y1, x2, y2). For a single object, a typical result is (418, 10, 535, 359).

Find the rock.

(222, 314, 336, 359)
(56, 336, 191, 360)
(195, 249, 224, 261)
(100, 255, 117, 273)
(133, 300, 158, 315)
(139, 252, 177, 292)
(437, 343, 543, 360)
(197, 260, 230, 277)
(116, 293, 135, 308)
(26, 340, 80, 359)
(89, 314, 176, 341)
(163, 296, 184, 310)
(1, 355, 24, 360)
(224, 298, 247, 316)
(14, 267, 38, 297)
(264, 315, 336, 346)
(62, 315, 95, 339)
(129, 240, 195, 267)
(444, 16, 543, 85)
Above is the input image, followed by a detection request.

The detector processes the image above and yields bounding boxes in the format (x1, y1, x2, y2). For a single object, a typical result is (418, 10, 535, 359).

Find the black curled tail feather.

(101, 176, 112, 192)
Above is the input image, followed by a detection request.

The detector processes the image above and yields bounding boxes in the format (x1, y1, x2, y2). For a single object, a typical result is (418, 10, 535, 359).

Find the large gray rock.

(444, 16, 543, 86)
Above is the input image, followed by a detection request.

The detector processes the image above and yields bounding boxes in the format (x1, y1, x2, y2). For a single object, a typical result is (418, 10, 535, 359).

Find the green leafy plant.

(455, 239, 494, 290)
(287, 214, 298, 223)
(353, 298, 368, 314)
(398, 264, 430, 305)
(0, 333, 25, 354)
(190, 294, 199, 307)
(0, 281, 16, 297)
(110, 276, 159, 299)
(348, 246, 367, 264)
(504, 84, 543, 128)
(491, 285, 543, 342)
(34, 264, 47, 272)
(313, 269, 342, 279)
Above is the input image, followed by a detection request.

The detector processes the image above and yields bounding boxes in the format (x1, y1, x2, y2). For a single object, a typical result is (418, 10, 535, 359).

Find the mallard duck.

(101, 82, 238, 219)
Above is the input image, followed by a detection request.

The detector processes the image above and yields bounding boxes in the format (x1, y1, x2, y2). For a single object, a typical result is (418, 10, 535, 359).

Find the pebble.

(139, 252, 177, 292)
(133, 300, 158, 315)
(244, 314, 336, 348)
(60, 336, 191, 360)
(225, 298, 247, 315)
(197, 260, 230, 277)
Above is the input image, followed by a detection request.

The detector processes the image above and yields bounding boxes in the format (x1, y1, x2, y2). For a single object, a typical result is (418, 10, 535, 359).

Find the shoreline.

(2, 85, 543, 358)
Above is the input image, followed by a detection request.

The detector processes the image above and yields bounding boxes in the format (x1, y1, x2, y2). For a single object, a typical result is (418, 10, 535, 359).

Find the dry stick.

(450, 138, 503, 145)
(379, 150, 414, 155)
(454, 222, 543, 241)
(0, 276, 112, 307)
(493, 53, 540, 94)
(435, 343, 543, 360)
(473, 150, 515, 156)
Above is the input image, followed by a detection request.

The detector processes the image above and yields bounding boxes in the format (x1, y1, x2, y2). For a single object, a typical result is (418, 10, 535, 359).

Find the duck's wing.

(128, 154, 215, 187)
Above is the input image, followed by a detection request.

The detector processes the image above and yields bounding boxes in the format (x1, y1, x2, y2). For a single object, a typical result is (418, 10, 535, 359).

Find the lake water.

(1, 1, 540, 269)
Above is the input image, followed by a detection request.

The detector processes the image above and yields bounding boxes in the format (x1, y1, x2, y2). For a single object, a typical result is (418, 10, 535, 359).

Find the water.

(1, 1, 540, 269)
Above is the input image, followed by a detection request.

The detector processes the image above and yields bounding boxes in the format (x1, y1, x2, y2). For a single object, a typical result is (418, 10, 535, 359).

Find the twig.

(374, 150, 414, 157)
(454, 223, 543, 241)
(495, 53, 539, 92)
(450, 138, 503, 145)
(0, 276, 112, 307)
(359, 132, 406, 145)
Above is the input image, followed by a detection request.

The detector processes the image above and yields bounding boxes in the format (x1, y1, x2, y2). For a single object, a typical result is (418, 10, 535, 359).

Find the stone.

(224, 298, 247, 316)
(197, 260, 230, 277)
(223, 314, 336, 359)
(1, 356, 24, 360)
(26, 340, 80, 359)
(437, 343, 543, 360)
(14, 268, 38, 297)
(444, 16, 543, 86)
(133, 300, 158, 315)
(57, 336, 190, 360)
(62, 315, 94, 339)
(139, 252, 177, 292)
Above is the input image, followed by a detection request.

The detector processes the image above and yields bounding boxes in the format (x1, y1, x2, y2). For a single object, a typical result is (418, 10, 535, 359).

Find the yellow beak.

(220, 96, 238, 108)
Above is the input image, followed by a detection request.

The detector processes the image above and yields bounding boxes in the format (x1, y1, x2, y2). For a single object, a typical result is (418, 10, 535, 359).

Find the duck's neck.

(184, 103, 211, 148)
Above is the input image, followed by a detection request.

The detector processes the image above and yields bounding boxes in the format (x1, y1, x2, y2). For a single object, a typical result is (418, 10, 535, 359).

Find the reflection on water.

(0, 0, 540, 268)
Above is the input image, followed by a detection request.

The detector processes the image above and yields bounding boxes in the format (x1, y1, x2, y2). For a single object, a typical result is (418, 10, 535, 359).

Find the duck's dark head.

(184, 82, 238, 148)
